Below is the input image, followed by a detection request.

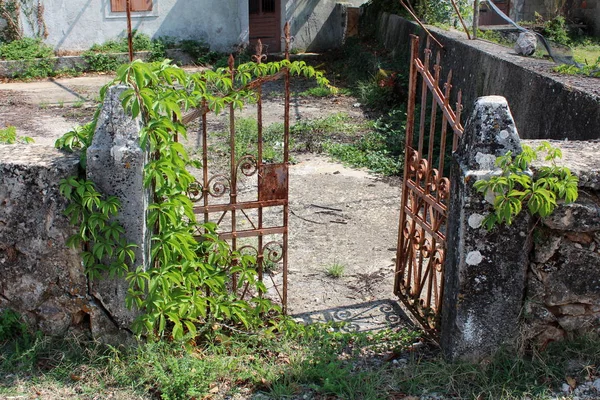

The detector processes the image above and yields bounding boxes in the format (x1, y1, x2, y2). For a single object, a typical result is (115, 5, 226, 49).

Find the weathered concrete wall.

(86, 85, 150, 329)
(374, 12, 600, 141)
(286, 1, 366, 52)
(26, 0, 249, 52)
(522, 139, 600, 344)
(0, 145, 123, 341)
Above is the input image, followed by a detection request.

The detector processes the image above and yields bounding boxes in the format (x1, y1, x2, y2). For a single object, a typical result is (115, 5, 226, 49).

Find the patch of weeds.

(296, 86, 336, 97)
(324, 106, 406, 176)
(89, 31, 153, 53)
(209, 113, 364, 165)
(0, 37, 53, 60)
(396, 336, 600, 398)
(178, 39, 222, 65)
(0, 309, 27, 342)
(82, 51, 122, 72)
(291, 112, 364, 152)
(554, 59, 600, 77)
(325, 262, 345, 278)
(72, 100, 85, 109)
(0, 125, 34, 144)
(9, 58, 57, 79)
(477, 29, 515, 47)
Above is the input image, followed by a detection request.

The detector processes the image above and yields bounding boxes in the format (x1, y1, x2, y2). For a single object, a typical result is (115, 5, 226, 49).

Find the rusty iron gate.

(394, 35, 464, 336)
(187, 25, 293, 312)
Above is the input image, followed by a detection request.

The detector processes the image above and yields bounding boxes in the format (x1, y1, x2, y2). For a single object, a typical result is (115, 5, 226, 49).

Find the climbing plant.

(473, 141, 579, 230)
(0, 0, 47, 42)
(57, 58, 330, 340)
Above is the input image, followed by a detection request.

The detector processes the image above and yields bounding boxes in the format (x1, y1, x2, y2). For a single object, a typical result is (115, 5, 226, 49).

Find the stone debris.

(514, 31, 538, 56)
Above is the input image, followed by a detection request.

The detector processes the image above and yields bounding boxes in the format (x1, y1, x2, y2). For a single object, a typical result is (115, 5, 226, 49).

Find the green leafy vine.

(473, 141, 579, 230)
(57, 58, 330, 340)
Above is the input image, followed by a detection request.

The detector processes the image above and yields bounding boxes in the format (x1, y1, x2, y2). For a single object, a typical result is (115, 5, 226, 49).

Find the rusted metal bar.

(449, 0, 472, 39)
(228, 54, 238, 291)
(202, 99, 209, 227)
(398, 0, 444, 49)
(126, 0, 133, 62)
(417, 42, 431, 155)
(253, 39, 267, 284)
(394, 35, 419, 295)
(453, 91, 464, 151)
(211, 226, 286, 241)
(282, 21, 292, 313)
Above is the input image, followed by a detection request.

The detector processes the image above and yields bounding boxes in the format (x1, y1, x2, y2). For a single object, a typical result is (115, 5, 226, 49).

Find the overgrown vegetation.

(474, 141, 578, 229)
(56, 59, 331, 341)
(0, 37, 52, 60)
(324, 107, 406, 175)
(0, 31, 226, 78)
(2, 309, 600, 399)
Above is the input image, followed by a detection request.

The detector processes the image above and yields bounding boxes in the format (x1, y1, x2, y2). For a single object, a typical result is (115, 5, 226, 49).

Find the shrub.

(0, 37, 53, 60)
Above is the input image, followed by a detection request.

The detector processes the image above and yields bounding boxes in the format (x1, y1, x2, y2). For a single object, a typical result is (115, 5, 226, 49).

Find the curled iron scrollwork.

(262, 241, 284, 263)
(187, 181, 204, 202)
(206, 175, 230, 198)
(236, 154, 258, 177)
(438, 177, 450, 200)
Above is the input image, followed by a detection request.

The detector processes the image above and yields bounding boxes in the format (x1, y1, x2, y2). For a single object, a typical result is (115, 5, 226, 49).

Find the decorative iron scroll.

(395, 35, 464, 338)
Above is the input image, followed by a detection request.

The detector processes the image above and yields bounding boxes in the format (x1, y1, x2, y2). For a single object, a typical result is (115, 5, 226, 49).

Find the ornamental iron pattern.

(395, 35, 464, 338)
(186, 23, 294, 312)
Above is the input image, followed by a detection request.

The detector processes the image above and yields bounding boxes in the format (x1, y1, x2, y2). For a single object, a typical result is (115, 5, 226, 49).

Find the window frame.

(105, 0, 158, 19)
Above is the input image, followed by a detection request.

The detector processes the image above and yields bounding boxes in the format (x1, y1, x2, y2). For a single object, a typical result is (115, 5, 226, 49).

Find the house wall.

(571, 0, 600, 36)
(8, 0, 369, 54)
(284, 0, 367, 52)
(28, 0, 249, 52)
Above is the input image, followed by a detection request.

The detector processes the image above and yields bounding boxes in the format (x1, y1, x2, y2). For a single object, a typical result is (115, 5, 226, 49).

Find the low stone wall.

(0, 49, 192, 79)
(0, 145, 131, 342)
(372, 12, 600, 141)
(0, 146, 86, 335)
(523, 140, 600, 344)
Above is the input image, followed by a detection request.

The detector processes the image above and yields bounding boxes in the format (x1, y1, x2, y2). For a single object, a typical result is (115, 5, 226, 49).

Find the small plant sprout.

(473, 141, 578, 230)
(325, 262, 345, 278)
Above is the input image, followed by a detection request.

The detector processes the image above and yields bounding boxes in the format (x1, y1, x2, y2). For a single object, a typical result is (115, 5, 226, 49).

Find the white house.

(11, 0, 368, 53)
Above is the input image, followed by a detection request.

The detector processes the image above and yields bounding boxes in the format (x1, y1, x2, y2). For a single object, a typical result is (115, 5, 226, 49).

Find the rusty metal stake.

(126, 0, 133, 62)
(449, 0, 471, 39)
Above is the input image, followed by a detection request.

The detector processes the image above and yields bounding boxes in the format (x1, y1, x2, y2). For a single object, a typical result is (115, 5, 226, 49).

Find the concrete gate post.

(441, 96, 531, 361)
(86, 85, 150, 329)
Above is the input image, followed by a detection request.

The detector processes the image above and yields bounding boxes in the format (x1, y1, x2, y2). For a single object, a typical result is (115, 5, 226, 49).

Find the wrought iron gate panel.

(395, 35, 464, 336)
(188, 24, 293, 312)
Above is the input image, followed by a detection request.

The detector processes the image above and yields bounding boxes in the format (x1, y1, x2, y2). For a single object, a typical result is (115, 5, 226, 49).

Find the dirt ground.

(0, 73, 413, 332)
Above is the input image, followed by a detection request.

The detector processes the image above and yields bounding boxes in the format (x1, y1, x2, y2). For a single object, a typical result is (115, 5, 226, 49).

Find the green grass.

(208, 113, 366, 165)
(325, 263, 345, 278)
(2, 311, 600, 400)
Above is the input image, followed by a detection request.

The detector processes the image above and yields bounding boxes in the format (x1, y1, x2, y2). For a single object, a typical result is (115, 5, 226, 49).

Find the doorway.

(479, 0, 511, 25)
(249, 0, 281, 53)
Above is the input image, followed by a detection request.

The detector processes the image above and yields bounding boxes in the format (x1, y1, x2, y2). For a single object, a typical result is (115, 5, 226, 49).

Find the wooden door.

(479, 0, 511, 25)
(249, 0, 281, 53)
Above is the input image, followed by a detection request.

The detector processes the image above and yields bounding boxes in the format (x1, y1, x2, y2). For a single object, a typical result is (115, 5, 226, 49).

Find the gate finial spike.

(228, 54, 235, 71)
(253, 39, 267, 64)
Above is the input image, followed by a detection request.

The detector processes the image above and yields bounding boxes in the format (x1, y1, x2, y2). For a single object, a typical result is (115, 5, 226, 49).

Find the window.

(249, 0, 275, 15)
(111, 0, 153, 12)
